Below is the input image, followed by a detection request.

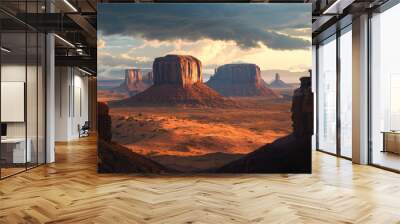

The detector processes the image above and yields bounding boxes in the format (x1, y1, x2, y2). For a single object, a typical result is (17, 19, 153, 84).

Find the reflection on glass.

(371, 3, 400, 171)
(340, 27, 352, 158)
(318, 36, 337, 154)
(1, 32, 27, 177)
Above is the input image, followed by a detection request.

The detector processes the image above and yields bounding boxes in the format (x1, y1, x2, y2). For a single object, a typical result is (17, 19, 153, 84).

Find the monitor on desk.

(1, 123, 7, 138)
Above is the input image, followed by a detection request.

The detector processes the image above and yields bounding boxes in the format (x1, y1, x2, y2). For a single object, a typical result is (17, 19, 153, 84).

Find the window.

(370, 3, 400, 171)
(339, 26, 352, 158)
(317, 35, 337, 154)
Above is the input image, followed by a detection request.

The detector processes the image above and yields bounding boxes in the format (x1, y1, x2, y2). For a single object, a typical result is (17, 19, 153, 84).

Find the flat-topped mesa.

(110, 55, 237, 107)
(212, 63, 263, 85)
(124, 69, 143, 91)
(153, 54, 202, 87)
(206, 63, 278, 97)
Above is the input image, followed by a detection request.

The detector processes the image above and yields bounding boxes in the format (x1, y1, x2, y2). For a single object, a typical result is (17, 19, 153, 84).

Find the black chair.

(79, 121, 90, 138)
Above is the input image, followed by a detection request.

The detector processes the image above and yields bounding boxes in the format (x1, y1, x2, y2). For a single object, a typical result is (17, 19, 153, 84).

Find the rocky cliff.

(98, 139, 173, 173)
(111, 55, 236, 107)
(98, 102, 112, 142)
(269, 73, 291, 88)
(153, 55, 202, 87)
(144, 71, 153, 83)
(215, 77, 313, 173)
(125, 69, 143, 90)
(114, 69, 153, 95)
(97, 102, 171, 173)
(206, 64, 278, 97)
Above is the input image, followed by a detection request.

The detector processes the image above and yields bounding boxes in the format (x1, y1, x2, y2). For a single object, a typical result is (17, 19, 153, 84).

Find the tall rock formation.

(98, 102, 112, 142)
(114, 69, 153, 95)
(125, 69, 143, 91)
(206, 63, 278, 97)
(144, 71, 153, 84)
(153, 55, 202, 87)
(215, 76, 313, 173)
(291, 76, 313, 137)
(269, 73, 291, 88)
(111, 55, 235, 107)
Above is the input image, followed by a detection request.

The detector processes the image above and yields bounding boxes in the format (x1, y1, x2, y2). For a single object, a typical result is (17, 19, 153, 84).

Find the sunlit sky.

(98, 3, 311, 81)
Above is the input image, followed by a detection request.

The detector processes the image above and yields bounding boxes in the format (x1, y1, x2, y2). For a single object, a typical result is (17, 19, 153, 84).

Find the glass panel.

(339, 27, 352, 158)
(371, 4, 400, 171)
(38, 33, 46, 165)
(317, 35, 337, 154)
(27, 31, 38, 169)
(0, 1, 46, 178)
(1, 31, 27, 177)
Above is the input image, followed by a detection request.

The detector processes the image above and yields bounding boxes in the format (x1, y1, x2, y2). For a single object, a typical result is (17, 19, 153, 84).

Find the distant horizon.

(98, 67, 308, 84)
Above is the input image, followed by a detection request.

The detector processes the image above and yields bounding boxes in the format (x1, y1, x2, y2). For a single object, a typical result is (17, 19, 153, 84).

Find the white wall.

(55, 67, 89, 141)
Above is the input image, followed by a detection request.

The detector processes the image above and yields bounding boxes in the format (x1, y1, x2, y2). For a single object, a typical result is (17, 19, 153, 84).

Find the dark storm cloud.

(98, 4, 311, 50)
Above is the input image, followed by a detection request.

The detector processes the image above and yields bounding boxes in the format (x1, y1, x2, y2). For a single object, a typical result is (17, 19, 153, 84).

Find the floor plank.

(1, 136, 400, 224)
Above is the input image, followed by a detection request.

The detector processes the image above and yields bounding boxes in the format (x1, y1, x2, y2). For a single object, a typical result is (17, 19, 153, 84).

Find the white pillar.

(352, 14, 369, 164)
(46, 32, 55, 163)
(312, 45, 317, 151)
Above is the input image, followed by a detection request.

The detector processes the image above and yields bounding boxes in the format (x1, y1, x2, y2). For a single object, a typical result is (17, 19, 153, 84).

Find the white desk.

(1, 138, 31, 163)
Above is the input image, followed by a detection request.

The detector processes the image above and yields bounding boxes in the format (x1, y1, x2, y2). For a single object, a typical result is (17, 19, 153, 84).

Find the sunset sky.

(97, 3, 311, 81)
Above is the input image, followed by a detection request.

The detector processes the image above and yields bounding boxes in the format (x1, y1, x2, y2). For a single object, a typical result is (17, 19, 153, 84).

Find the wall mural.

(97, 3, 313, 173)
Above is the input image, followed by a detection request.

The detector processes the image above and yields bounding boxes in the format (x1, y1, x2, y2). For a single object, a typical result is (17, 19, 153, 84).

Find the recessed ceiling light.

(78, 67, 92, 76)
(63, 0, 78, 12)
(1, 47, 11, 53)
(54, 34, 75, 48)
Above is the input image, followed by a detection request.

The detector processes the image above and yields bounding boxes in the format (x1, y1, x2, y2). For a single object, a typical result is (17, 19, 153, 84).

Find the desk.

(1, 138, 31, 163)
(382, 131, 400, 154)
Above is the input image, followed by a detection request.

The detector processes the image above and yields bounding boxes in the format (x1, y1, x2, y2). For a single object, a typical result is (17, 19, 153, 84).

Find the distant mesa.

(110, 55, 236, 107)
(113, 69, 153, 95)
(206, 63, 278, 97)
(269, 73, 292, 89)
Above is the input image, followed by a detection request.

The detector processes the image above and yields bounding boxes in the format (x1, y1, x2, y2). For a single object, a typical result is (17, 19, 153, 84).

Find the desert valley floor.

(107, 97, 292, 172)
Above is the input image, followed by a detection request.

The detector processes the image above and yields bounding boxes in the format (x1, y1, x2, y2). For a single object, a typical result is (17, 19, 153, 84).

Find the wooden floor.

(1, 136, 400, 224)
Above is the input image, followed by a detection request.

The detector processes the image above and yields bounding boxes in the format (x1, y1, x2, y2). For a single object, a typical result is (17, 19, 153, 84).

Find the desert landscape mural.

(97, 3, 312, 173)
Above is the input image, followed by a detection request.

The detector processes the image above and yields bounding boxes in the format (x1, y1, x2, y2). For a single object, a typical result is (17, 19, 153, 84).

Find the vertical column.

(352, 14, 369, 164)
(46, 33, 55, 163)
(46, 0, 55, 163)
(312, 45, 317, 150)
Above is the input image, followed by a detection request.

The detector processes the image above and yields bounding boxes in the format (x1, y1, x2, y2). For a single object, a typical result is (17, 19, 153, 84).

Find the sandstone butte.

(206, 63, 278, 97)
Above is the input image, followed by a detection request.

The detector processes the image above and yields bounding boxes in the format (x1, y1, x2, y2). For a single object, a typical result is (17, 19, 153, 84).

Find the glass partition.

(1, 31, 28, 177)
(370, 3, 400, 171)
(0, 2, 46, 179)
(317, 35, 337, 154)
(339, 26, 352, 158)
(27, 31, 38, 169)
